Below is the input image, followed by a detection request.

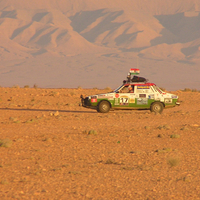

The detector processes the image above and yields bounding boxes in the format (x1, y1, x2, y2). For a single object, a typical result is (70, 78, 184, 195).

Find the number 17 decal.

(120, 98, 128, 103)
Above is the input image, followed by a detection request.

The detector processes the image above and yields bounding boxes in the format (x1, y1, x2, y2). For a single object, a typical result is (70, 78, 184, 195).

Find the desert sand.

(0, 1, 200, 199)
(0, 87, 200, 199)
(0, 0, 200, 90)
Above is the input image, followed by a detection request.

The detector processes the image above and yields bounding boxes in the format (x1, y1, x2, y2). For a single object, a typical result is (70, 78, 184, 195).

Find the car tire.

(150, 102, 164, 114)
(97, 101, 110, 113)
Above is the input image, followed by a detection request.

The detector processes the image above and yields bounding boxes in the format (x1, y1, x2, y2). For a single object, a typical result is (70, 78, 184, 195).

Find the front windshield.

(155, 86, 163, 93)
(114, 85, 124, 93)
(152, 85, 163, 94)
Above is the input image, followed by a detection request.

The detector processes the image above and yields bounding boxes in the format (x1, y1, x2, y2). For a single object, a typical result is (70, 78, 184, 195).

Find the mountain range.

(0, 0, 200, 90)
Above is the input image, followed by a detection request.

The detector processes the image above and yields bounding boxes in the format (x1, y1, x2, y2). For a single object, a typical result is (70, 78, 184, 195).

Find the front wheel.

(150, 102, 164, 114)
(97, 101, 110, 113)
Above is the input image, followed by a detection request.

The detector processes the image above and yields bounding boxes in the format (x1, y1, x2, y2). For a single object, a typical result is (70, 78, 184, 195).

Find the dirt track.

(0, 87, 200, 199)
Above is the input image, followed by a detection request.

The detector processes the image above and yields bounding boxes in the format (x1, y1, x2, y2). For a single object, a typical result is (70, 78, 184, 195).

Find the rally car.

(80, 69, 180, 113)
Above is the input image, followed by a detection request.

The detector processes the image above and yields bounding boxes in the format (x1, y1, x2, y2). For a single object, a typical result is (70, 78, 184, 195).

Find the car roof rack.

(123, 68, 148, 84)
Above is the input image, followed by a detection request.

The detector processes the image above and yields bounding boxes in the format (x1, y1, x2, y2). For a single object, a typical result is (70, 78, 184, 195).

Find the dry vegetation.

(0, 87, 200, 199)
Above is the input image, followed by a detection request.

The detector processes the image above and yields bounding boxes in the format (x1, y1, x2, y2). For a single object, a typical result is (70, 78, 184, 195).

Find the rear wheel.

(150, 102, 164, 114)
(97, 101, 110, 113)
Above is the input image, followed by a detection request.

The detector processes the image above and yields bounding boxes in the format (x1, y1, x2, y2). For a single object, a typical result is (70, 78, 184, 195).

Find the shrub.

(183, 88, 191, 92)
(88, 130, 97, 135)
(0, 139, 12, 148)
(25, 119, 36, 123)
(163, 148, 172, 152)
(82, 130, 98, 135)
(33, 84, 38, 89)
(170, 134, 180, 139)
(192, 89, 198, 92)
(158, 125, 171, 130)
(24, 85, 29, 88)
(14, 120, 21, 124)
(82, 130, 88, 134)
(0, 180, 9, 185)
(104, 87, 112, 90)
(144, 126, 150, 130)
(70, 92, 75, 96)
(9, 117, 18, 122)
(43, 138, 52, 143)
(12, 85, 20, 88)
(105, 159, 115, 164)
(168, 157, 180, 167)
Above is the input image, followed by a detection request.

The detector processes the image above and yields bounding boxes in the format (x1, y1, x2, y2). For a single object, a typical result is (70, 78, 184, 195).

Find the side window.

(119, 85, 135, 93)
(119, 86, 129, 93)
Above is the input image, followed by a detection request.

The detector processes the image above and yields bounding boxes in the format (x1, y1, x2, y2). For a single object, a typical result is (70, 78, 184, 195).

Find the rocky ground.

(0, 87, 200, 200)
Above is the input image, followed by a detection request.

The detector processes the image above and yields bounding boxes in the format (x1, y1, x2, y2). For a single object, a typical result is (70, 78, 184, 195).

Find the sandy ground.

(1, 0, 200, 90)
(0, 87, 200, 199)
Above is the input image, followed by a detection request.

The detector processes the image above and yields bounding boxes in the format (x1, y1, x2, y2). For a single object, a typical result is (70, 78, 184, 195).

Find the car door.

(113, 85, 136, 108)
(135, 85, 154, 108)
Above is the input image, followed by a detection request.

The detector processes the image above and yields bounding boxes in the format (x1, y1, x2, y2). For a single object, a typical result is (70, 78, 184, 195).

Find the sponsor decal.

(130, 98, 135, 103)
(120, 97, 129, 105)
(139, 94, 146, 98)
(91, 96, 97, 102)
(91, 99, 97, 103)
(137, 98, 148, 105)
(98, 95, 113, 99)
(120, 95, 128, 98)
(115, 98, 119, 105)
(98, 95, 106, 99)
(115, 94, 119, 98)
(165, 98, 172, 104)
(171, 95, 177, 99)
(165, 94, 171, 98)
(137, 85, 150, 89)
(98, 94, 105, 99)
(148, 94, 155, 99)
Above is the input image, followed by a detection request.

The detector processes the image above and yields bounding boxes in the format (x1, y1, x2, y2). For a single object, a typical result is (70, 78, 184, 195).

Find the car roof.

(124, 83, 156, 86)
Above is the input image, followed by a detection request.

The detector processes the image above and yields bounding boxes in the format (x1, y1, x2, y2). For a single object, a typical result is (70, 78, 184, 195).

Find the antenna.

(137, 56, 139, 68)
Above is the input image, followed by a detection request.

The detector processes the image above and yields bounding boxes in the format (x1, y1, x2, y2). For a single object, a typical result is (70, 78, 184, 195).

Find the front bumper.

(176, 102, 180, 106)
(80, 95, 92, 108)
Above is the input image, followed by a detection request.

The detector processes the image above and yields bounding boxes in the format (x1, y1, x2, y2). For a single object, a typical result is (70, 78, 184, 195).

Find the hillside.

(0, 0, 200, 90)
